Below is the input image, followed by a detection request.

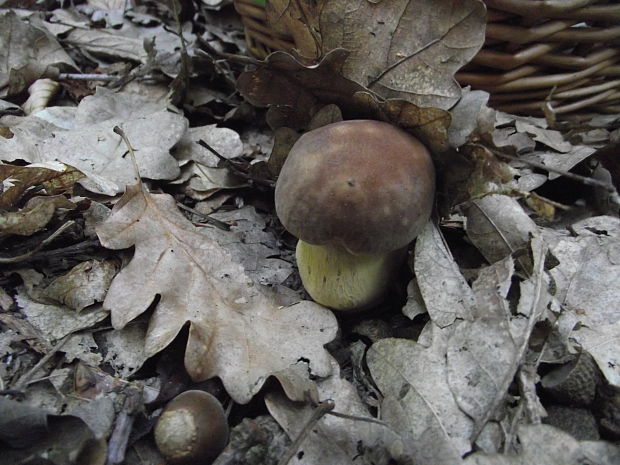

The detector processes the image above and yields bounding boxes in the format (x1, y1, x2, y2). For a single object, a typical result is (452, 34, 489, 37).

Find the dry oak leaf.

(96, 183, 338, 404)
(320, 0, 487, 110)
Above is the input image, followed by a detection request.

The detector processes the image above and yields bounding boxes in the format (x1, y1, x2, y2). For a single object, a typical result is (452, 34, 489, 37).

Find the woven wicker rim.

(234, 0, 620, 116)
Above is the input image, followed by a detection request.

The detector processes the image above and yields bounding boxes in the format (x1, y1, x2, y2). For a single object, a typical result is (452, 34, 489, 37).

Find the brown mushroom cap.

(275, 120, 435, 255)
(154, 390, 229, 465)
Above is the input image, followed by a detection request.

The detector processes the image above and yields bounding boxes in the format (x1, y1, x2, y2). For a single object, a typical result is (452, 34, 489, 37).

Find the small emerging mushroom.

(154, 390, 229, 465)
(275, 120, 435, 311)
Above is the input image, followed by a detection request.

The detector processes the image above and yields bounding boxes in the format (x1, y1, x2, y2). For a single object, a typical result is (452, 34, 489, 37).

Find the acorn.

(154, 390, 229, 464)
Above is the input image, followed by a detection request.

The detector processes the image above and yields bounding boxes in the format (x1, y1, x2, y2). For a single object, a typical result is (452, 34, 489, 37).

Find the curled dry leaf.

(0, 163, 84, 210)
(23, 78, 60, 115)
(0, 195, 75, 238)
(42, 259, 118, 312)
(96, 183, 338, 404)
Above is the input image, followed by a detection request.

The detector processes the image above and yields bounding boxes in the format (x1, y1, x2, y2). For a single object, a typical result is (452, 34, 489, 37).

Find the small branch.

(58, 73, 120, 82)
(277, 399, 335, 465)
(176, 202, 231, 231)
(12, 334, 71, 392)
(0, 220, 75, 264)
(197, 139, 276, 189)
(196, 41, 264, 68)
(113, 126, 141, 181)
(327, 410, 390, 427)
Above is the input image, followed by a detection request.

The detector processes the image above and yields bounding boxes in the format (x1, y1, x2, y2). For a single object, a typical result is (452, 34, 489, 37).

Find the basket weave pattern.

(234, 0, 620, 116)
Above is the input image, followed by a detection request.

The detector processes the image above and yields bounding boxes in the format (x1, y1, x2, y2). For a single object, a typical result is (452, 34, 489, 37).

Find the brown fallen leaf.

(96, 182, 338, 404)
(266, 0, 324, 63)
(0, 163, 84, 210)
(237, 49, 451, 154)
(0, 194, 75, 238)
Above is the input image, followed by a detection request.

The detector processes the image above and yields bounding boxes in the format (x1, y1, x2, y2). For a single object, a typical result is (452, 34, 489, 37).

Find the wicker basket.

(234, 0, 620, 117)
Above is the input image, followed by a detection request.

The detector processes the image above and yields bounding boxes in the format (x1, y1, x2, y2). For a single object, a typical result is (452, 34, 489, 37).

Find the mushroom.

(154, 390, 229, 465)
(275, 120, 435, 311)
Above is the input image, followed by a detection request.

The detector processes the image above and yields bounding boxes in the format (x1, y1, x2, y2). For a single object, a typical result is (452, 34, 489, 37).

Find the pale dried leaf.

(413, 222, 475, 327)
(42, 110, 185, 195)
(465, 194, 538, 265)
(99, 320, 149, 379)
(182, 164, 246, 199)
(0, 11, 77, 97)
(207, 207, 294, 287)
(401, 278, 426, 320)
(571, 323, 620, 388)
(16, 293, 108, 343)
(65, 22, 195, 77)
(321, 0, 486, 109)
(266, 365, 405, 465)
(543, 220, 620, 327)
(174, 124, 244, 167)
(74, 87, 168, 126)
(0, 115, 65, 163)
(62, 333, 102, 366)
(447, 256, 517, 425)
(97, 183, 338, 403)
(448, 88, 490, 148)
(367, 336, 473, 464)
(464, 424, 620, 465)
(41, 260, 117, 312)
(514, 120, 572, 153)
(0, 91, 187, 195)
(520, 146, 596, 181)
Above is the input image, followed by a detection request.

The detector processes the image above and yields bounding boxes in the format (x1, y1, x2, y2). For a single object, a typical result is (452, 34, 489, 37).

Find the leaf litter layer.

(0, 1, 619, 464)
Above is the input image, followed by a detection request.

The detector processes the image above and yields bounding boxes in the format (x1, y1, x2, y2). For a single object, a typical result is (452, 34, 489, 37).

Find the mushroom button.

(154, 390, 229, 465)
(275, 119, 435, 311)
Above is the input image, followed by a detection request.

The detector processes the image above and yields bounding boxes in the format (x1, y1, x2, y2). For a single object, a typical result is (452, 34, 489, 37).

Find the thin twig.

(277, 399, 335, 465)
(113, 126, 141, 180)
(176, 202, 230, 231)
(196, 41, 264, 68)
(327, 410, 390, 427)
(12, 334, 71, 392)
(58, 73, 121, 82)
(0, 220, 75, 264)
(197, 139, 276, 189)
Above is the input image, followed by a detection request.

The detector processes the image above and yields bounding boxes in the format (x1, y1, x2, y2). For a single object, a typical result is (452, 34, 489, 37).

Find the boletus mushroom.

(275, 120, 435, 311)
(154, 390, 229, 465)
